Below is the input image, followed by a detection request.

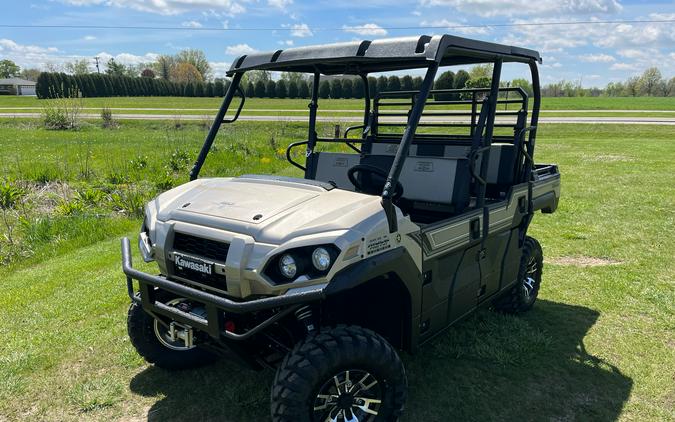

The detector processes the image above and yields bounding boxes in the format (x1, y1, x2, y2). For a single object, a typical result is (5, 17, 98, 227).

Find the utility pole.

(94, 56, 100, 73)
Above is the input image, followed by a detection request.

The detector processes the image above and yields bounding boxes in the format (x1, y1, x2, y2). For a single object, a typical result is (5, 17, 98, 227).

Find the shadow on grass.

(129, 299, 632, 421)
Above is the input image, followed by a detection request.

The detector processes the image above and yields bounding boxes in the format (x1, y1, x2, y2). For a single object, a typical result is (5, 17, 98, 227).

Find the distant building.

(0, 78, 37, 96)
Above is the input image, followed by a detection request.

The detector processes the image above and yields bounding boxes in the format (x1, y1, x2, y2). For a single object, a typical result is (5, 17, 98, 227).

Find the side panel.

(478, 229, 511, 300)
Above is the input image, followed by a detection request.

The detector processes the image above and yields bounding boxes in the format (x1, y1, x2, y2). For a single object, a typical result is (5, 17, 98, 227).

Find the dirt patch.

(582, 154, 634, 163)
(547, 256, 624, 267)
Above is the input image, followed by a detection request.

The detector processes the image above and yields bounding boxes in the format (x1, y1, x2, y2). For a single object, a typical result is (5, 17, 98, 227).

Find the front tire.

(127, 300, 217, 370)
(270, 325, 407, 422)
(493, 236, 543, 314)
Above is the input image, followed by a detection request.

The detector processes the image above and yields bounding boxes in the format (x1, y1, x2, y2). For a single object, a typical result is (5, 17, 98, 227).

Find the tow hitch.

(168, 321, 194, 348)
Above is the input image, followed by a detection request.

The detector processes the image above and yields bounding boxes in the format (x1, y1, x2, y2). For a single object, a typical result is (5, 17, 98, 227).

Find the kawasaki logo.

(175, 255, 212, 275)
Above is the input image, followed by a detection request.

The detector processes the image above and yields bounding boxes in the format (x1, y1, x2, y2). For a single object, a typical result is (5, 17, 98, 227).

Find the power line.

(0, 19, 673, 32)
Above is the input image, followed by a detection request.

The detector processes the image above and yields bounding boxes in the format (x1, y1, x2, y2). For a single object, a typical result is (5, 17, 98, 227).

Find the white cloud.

(420, 19, 491, 35)
(98, 51, 159, 66)
(290, 23, 313, 37)
(268, 0, 292, 8)
(83, 35, 97, 41)
(60, 0, 246, 16)
(578, 53, 615, 63)
(418, 0, 622, 18)
(210, 61, 231, 78)
(342, 23, 388, 36)
(278, 39, 294, 46)
(181, 20, 203, 28)
(610, 62, 640, 71)
(225, 43, 258, 56)
(0, 38, 58, 55)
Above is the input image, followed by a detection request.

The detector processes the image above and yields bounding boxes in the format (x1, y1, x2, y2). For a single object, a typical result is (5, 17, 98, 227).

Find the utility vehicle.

(122, 34, 560, 421)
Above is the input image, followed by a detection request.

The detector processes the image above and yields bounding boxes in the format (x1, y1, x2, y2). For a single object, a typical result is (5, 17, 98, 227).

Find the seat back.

(310, 152, 360, 190)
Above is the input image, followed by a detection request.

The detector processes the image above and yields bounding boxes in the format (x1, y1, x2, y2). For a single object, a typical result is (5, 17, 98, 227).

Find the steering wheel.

(347, 164, 404, 200)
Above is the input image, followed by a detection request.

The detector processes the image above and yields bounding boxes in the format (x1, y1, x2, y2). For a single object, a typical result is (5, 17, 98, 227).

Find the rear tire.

(270, 325, 407, 422)
(127, 300, 217, 370)
(493, 236, 543, 314)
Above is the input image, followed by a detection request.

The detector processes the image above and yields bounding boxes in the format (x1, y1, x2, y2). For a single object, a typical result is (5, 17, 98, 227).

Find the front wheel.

(493, 236, 543, 314)
(127, 298, 217, 370)
(270, 325, 407, 422)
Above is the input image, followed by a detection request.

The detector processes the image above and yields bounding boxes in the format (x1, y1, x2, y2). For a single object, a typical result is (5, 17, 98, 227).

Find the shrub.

(100, 107, 118, 129)
(167, 149, 191, 172)
(41, 93, 82, 130)
(110, 187, 147, 217)
(129, 155, 148, 171)
(56, 200, 86, 216)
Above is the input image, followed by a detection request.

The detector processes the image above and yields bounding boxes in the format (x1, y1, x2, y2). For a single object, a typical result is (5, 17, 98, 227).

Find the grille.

(173, 232, 230, 262)
(171, 263, 228, 292)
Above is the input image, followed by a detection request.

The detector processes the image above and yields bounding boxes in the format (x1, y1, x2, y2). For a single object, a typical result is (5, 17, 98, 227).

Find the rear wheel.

(270, 325, 407, 422)
(493, 236, 543, 314)
(127, 297, 217, 370)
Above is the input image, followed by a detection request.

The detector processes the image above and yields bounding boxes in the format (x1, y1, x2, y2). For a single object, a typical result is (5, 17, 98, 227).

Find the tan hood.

(154, 176, 384, 244)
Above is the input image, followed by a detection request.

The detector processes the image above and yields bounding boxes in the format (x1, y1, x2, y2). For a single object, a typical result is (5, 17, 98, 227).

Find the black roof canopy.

(227, 34, 541, 76)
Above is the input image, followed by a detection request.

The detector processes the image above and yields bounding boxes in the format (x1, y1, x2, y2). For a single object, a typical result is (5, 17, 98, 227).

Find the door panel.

(479, 230, 511, 301)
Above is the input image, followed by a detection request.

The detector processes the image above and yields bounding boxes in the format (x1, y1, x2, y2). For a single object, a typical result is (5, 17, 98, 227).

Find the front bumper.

(121, 237, 325, 341)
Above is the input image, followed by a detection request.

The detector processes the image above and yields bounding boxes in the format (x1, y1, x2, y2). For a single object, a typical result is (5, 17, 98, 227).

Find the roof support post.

(381, 62, 439, 233)
(476, 59, 503, 241)
(360, 74, 371, 128)
(190, 72, 243, 181)
(306, 72, 321, 154)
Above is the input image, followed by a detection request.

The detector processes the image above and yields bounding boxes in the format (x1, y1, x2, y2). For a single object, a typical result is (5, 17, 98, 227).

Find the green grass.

(1, 95, 674, 111)
(0, 121, 673, 421)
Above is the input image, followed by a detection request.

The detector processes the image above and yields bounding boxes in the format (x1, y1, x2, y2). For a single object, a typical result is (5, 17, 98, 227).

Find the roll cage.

(189, 34, 542, 235)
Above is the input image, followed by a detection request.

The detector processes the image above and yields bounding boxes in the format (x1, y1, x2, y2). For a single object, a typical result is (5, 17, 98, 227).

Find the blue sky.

(1, 0, 673, 86)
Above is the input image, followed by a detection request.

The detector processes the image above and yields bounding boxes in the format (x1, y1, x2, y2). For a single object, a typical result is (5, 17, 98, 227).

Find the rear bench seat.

(309, 141, 516, 215)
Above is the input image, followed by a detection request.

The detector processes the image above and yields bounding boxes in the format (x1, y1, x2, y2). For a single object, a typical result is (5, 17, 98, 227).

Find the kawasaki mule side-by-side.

(121, 34, 560, 421)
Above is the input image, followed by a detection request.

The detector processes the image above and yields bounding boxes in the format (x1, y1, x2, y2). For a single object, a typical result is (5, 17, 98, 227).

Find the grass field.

(0, 96, 674, 120)
(0, 120, 674, 421)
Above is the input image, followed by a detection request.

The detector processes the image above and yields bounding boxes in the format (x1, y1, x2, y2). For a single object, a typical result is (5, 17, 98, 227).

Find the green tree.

(342, 79, 353, 98)
(353, 78, 364, 99)
(65, 59, 90, 75)
(368, 76, 377, 98)
(454, 70, 470, 90)
(276, 79, 287, 98)
(194, 82, 205, 97)
(153, 55, 175, 80)
(176, 49, 212, 80)
(0, 59, 20, 78)
(214, 80, 225, 96)
(105, 58, 128, 77)
(510, 78, 533, 97)
(318, 80, 330, 99)
(19, 68, 41, 81)
(280, 72, 307, 85)
(36, 72, 50, 99)
(638, 67, 663, 96)
(248, 70, 272, 85)
(376, 75, 388, 94)
(287, 80, 298, 98)
(245, 81, 254, 97)
(183, 82, 195, 97)
(298, 80, 310, 98)
(412, 76, 423, 90)
(265, 80, 276, 98)
(254, 80, 266, 97)
(330, 79, 342, 99)
(401, 75, 413, 91)
(434, 71, 455, 100)
(387, 75, 401, 92)
(469, 64, 493, 80)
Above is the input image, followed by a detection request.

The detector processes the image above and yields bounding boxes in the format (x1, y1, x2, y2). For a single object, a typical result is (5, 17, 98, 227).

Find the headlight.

(312, 247, 331, 271)
(264, 244, 340, 285)
(278, 254, 297, 278)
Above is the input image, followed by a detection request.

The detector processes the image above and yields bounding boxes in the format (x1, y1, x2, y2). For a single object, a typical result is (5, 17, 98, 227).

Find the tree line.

(35, 72, 234, 99)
